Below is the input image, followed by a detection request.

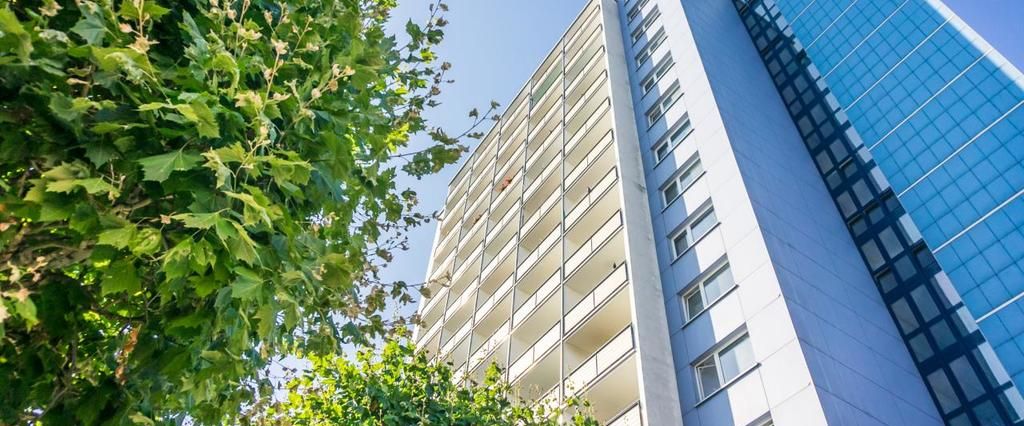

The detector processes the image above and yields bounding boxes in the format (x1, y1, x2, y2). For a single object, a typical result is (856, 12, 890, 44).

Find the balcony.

(564, 3, 601, 57)
(415, 318, 443, 354)
(528, 97, 563, 146)
(566, 41, 606, 100)
(565, 263, 628, 333)
(452, 240, 482, 284)
(509, 322, 560, 383)
(512, 269, 561, 327)
(522, 187, 560, 237)
(565, 65, 608, 122)
(565, 212, 622, 277)
(531, 69, 563, 122)
(565, 167, 619, 230)
(491, 168, 522, 216)
(565, 100, 612, 158)
(517, 225, 560, 279)
(485, 198, 520, 242)
(565, 326, 635, 397)
(470, 319, 510, 371)
(476, 272, 515, 322)
(607, 402, 642, 426)
(523, 157, 560, 208)
(565, 88, 609, 142)
(444, 277, 478, 323)
(525, 125, 561, 177)
(439, 196, 466, 236)
(440, 317, 473, 357)
(481, 235, 516, 286)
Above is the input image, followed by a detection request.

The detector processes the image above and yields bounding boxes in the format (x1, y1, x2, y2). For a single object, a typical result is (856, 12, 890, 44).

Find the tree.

(0, 0, 493, 423)
(248, 338, 599, 426)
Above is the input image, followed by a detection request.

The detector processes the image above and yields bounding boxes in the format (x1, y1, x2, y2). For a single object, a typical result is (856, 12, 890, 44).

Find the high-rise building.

(413, 0, 1024, 425)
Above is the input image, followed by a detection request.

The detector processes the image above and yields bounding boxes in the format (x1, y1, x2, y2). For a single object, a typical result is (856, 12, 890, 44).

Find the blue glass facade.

(779, 0, 1024, 399)
(733, 0, 1024, 424)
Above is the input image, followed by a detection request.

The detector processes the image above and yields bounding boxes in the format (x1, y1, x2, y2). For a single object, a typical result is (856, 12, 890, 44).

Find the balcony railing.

(512, 270, 561, 326)
(565, 212, 621, 276)
(518, 226, 560, 277)
(565, 326, 634, 397)
(565, 69, 607, 121)
(525, 126, 561, 174)
(565, 264, 628, 333)
(453, 241, 483, 281)
(566, 47, 606, 96)
(566, 130, 613, 186)
(491, 169, 522, 211)
(509, 322, 560, 382)
(482, 236, 517, 281)
(486, 202, 519, 242)
(444, 279, 478, 321)
(528, 96, 563, 143)
(523, 189, 560, 235)
(524, 155, 560, 201)
(565, 167, 617, 228)
(416, 317, 442, 346)
(476, 274, 514, 321)
(470, 320, 510, 369)
(440, 319, 473, 356)
(565, 103, 610, 155)
(564, 2, 600, 52)
(608, 402, 642, 426)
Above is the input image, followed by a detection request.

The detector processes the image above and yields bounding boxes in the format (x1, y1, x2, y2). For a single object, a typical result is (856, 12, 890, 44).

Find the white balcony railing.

(486, 201, 520, 243)
(509, 323, 560, 382)
(528, 95, 564, 143)
(523, 189, 560, 235)
(565, 326, 634, 396)
(491, 168, 522, 211)
(440, 319, 473, 356)
(470, 320, 510, 369)
(453, 242, 483, 281)
(566, 130, 614, 186)
(524, 155, 560, 201)
(608, 403, 643, 426)
(566, 167, 617, 227)
(565, 264, 628, 332)
(476, 274, 515, 321)
(565, 212, 622, 276)
(518, 226, 560, 277)
(482, 236, 517, 281)
(565, 103, 610, 155)
(417, 317, 442, 346)
(513, 270, 561, 326)
(444, 279, 478, 321)
(525, 126, 562, 174)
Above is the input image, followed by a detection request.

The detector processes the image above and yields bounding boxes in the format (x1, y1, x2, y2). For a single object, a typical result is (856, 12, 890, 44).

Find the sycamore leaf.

(137, 151, 203, 182)
(231, 267, 262, 300)
(0, 8, 32, 59)
(174, 101, 219, 138)
(118, 0, 170, 21)
(172, 212, 222, 230)
(46, 178, 119, 196)
(98, 225, 137, 249)
(71, 2, 107, 45)
(102, 260, 141, 295)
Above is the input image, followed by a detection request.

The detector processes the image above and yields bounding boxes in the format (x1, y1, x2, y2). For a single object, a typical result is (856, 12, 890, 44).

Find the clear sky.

(382, 0, 1024, 311)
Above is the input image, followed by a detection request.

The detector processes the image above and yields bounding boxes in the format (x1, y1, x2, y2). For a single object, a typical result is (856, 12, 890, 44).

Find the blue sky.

(383, 0, 1024, 311)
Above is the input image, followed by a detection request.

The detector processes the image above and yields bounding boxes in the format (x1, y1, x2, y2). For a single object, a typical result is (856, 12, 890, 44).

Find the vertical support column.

(599, 0, 683, 424)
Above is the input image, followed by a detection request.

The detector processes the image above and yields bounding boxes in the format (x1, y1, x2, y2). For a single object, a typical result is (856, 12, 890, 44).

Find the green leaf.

(98, 225, 137, 249)
(174, 101, 219, 138)
(119, 0, 170, 21)
(46, 178, 118, 196)
(137, 151, 203, 182)
(132, 227, 162, 256)
(71, 2, 107, 45)
(0, 7, 33, 59)
(102, 260, 141, 295)
(172, 212, 222, 230)
(230, 267, 262, 300)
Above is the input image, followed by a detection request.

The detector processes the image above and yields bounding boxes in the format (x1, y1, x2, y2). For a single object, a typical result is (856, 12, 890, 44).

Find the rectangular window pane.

(663, 181, 680, 205)
(685, 291, 704, 320)
(677, 159, 702, 189)
(718, 335, 755, 382)
(696, 358, 720, 398)
(690, 208, 717, 240)
(703, 265, 733, 302)
(673, 230, 689, 257)
(655, 142, 669, 161)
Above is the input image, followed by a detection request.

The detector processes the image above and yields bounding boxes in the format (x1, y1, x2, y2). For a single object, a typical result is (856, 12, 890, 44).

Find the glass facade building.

(416, 0, 1023, 424)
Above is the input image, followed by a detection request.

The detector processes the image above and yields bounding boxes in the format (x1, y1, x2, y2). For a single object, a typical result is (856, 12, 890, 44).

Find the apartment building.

(414, 0, 1024, 425)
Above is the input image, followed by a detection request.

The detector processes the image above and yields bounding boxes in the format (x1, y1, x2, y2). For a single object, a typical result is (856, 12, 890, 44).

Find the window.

(682, 264, 735, 321)
(634, 28, 666, 69)
(641, 55, 674, 96)
(646, 82, 681, 126)
(630, 6, 660, 44)
(661, 158, 702, 206)
(626, 0, 650, 22)
(653, 115, 692, 163)
(695, 334, 755, 399)
(671, 207, 718, 258)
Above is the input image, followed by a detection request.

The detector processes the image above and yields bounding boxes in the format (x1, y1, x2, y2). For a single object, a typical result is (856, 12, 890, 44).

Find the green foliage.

(0, 0, 495, 423)
(248, 338, 600, 426)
